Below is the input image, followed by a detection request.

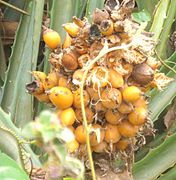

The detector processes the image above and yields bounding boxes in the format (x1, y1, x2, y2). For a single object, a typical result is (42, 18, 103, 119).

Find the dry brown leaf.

(164, 101, 176, 129)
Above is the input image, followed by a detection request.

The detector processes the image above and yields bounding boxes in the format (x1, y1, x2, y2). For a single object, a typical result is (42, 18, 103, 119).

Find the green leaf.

(159, 52, 176, 74)
(156, 0, 176, 59)
(0, 38, 6, 86)
(149, 77, 176, 122)
(86, 0, 104, 22)
(158, 166, 176, 180)
(133, 132, 176, 180)
(3, 0, 26, 21)
(136, 0, 159, 16)
(132, 9, 151, 24)
(0, 153, 29, 180)
(135, 122, 176, 161)
(150, 0, 170, 41)
(0, 107, 41, 167)
(1, 0, 45, 128)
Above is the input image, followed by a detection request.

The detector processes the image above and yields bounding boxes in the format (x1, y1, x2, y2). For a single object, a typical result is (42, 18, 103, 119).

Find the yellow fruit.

(49, 87, 73, 109)
(73, 89, 90, 109)
(90, 124, 105, 146)
(117, 120, 138, 137)
(43, 70, 59, 90)
(75, 125, 86, 144)
(122, 86, 141, 102)
(92, 141, 107, 153)
(101, 88, 122, 109)
(116, 139, 129, 150)
(63, 33, 72, 49)
(105, 124, 121, 143)
(75, 107, 94, 124)
(108, 69, 124, 88)
(66, 140, 79, 153)
(117, 102, 133, 114)
(105, 109, 122, 125)
(59, 108, 76, 126)
(132, 97, 147, 109)
(32, 71, 46, 83)
(58, 76, 72, 88)
(63, 23, 80, 37)
(43, 29, 61, 49)
(128, 107, 147, 125)
(34, 93, 50, 103)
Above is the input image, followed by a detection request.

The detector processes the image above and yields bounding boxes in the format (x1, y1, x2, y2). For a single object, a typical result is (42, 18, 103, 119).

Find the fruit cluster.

(26, 0, 172, 157)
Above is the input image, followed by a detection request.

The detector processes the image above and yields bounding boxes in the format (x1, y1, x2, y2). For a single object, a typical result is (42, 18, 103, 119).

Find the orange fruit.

(101, 88, 122, 109)
(128, 107, 147, 125)
(75, 107, 94, 124)
(108, 69, 124, 88)
(59, 108, 76, 126)
(117, 102, 133, 114)
(122, 86, 141, 102)
(105, 110, 122, 125)
(104, 124, 121, 143)
(43, 29, 61, 49)
(90, 124, 105, 146)
(92, 141, 107, 153)
(75, 125, 86, 144)
(73, 89, 90, 109)
(49, 86, 73, 109)
(117, 120, 138, 137)
(116, 139, 129, 150)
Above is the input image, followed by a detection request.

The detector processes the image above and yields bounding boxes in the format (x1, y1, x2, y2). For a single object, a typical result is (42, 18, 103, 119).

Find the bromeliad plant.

(0, 0, 176, 180)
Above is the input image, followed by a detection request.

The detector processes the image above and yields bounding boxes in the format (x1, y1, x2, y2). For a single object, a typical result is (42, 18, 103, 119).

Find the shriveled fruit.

(105, 109, 122, 124)
(128, 107, 147, 125)
(90, 67, 109, 89)
(49, 86, 73, 109)
(90, 124, 105, 146)
(26, 81, 44, 95)
(43, 29, 61, 49)
(59, 108, 76, 126)
(132, 63, 154, 85)
(75, 107, 94, 124)
(122, 86, 141, 102)
(62, 50, 78, 70)
(94, 102, 107, 112)
(86, 86, 100, 101)
(105, 124, 121, 143)
(100, 20, 114, 36)
(92, 141, 107, 153)
(75, 125, 86, 144)
(117, 102, 133, 114)
(101, 88, 122, 109)
(66, 140, 79, 153)
(116, 139, 129, 150)
(117, 120, 138, 137)
(108, 69, 124, 88)
(73, 89, 90, 109)
(72, 69, 84, 85)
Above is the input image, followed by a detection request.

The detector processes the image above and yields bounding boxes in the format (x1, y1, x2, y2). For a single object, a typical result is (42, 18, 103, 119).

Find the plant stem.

(0, 0, 29, 15)
(155, 50, 176, 74)
(80, 40, 134, 180)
